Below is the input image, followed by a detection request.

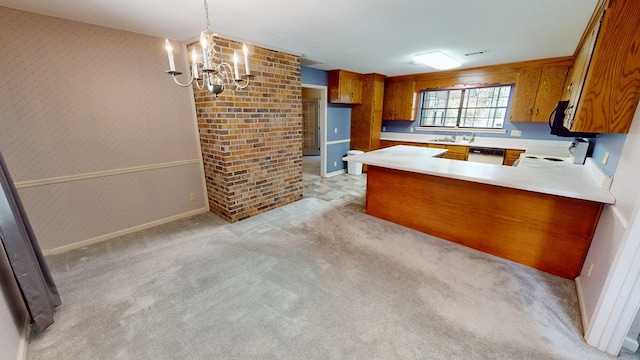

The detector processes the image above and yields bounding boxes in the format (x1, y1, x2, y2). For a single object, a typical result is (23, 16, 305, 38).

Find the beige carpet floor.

(26, 160, 617, 359)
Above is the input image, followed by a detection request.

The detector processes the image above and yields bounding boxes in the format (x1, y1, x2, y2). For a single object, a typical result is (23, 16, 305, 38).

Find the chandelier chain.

(204, 0, 211, 30)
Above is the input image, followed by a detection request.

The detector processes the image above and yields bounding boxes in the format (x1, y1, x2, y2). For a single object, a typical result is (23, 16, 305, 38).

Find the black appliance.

(549, 101, 598, 138)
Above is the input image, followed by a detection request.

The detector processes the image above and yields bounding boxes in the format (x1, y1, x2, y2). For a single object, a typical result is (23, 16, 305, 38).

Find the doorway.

(301, 84, 327, 177)
(302, 98, 319, 156)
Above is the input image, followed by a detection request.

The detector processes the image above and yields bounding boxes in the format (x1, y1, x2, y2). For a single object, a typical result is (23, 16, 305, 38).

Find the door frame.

(301, 83, 328, 177)
(585, 197, 640, 355)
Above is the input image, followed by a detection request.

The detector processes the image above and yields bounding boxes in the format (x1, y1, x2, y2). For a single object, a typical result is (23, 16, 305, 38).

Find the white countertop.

(343, 145, 615, 204)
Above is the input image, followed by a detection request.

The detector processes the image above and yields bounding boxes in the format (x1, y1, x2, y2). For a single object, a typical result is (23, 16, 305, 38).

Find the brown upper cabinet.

(383, 80, 417, 120)
(562, 0, 640, 133)
(350, 74, 385, 151)
(383, 57, 573, 124)
(509, 66, 570, 123)
(328, 70, 363, 104)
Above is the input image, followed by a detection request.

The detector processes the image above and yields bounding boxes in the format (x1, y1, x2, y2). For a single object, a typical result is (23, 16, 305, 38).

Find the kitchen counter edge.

(343, 145, 615, 205)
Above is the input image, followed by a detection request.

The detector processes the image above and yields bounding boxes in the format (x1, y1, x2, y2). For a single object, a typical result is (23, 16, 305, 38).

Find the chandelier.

(164, 0, 251, 96)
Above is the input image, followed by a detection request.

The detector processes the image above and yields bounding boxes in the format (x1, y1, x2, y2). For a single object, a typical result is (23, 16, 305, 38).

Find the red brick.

(190, 38, 303, 222)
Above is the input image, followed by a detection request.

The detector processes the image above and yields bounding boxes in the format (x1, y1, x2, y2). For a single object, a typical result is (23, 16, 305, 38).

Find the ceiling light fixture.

(164, 0, 252, 96)
(412, 51, 461, 70)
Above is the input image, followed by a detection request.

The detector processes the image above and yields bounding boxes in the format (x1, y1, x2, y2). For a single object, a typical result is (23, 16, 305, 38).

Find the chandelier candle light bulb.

(165, 39, 175, 72)
(233, 51, 240, 79)
(200, 32, 209, 69)
(191, 48, 199, 79)
(242, 43, 250, 75)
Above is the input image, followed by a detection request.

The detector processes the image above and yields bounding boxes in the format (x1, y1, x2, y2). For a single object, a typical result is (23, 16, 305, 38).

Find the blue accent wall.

(301, 67, 328, 86)
(592, 133, 626, 176)
(327, 105, 351, 141)
(302, 66, 353, 173)
(327, 104, 351, 172)
(328, 142, 352, 173)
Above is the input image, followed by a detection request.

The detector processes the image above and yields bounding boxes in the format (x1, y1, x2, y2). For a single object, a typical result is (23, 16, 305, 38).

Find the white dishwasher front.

(467, 147, 505, 165)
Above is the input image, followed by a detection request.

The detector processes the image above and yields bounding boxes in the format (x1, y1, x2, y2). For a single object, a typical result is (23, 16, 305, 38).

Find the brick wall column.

(192, 37, 303, 222)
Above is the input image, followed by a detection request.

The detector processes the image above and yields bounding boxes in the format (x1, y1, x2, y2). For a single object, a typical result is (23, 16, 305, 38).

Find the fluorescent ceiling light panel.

(412, 51, 461, 70)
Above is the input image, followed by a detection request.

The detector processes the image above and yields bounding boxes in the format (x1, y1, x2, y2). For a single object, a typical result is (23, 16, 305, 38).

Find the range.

(518, 138, 594, 166)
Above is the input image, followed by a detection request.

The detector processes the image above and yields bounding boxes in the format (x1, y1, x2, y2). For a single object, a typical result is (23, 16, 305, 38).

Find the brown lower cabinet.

(365, 166, 602, 279)
(503, 149, 525, 166)
(425, 143, 469, 161)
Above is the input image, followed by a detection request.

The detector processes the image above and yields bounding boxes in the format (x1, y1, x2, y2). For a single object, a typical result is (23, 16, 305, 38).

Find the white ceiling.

(0, 0, 599, 76)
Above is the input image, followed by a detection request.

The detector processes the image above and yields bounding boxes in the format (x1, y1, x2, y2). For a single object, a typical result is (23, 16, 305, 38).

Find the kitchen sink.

(433, 136, 471, 143)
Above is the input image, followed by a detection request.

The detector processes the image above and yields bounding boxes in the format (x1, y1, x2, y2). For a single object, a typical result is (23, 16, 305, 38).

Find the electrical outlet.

(333, 161, 337, 167)
(587, 262, 594, 277)
(382, 126, 386, 132)
(190, 193, 196, 201)
(334, 128, 338, 134)
(602, 151, 610, 165)
(511, 130, 522, 137)
(410, 127, 415, 133)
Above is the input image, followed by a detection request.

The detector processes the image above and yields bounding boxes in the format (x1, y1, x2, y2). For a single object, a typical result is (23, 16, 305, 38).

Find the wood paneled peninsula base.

(344, 145, 614, 279)
(365, 165, 603, 279)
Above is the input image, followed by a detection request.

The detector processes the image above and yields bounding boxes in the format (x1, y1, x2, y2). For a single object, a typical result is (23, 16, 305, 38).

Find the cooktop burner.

(520, 152, 575, 164)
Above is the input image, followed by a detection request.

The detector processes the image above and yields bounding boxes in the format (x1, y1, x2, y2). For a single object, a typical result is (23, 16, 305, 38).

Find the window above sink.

(418, 85, 512, 129)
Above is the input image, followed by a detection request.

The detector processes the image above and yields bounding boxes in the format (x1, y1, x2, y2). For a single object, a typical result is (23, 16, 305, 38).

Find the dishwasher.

(467, 147, 505, 165)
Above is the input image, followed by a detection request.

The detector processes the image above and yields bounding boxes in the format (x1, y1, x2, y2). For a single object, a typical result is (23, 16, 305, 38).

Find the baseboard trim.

(326, 169, 346, 177)
(17, 315, 29, 360)
(43, 207, 210, 256)
(575, 276, 590, 335)
(623, 335, 639, 352)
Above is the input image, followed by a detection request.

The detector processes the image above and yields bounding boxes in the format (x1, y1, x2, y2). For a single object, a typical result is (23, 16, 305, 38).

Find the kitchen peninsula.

(344, 145, 615, 279)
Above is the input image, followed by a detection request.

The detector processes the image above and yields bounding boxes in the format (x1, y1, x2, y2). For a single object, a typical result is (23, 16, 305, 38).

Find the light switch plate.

(511, 130, 522, 137)
(602, 151, 610, 165)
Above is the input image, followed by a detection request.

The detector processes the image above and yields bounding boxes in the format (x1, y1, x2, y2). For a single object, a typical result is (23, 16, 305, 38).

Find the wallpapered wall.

(0, 7, 207, 251)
